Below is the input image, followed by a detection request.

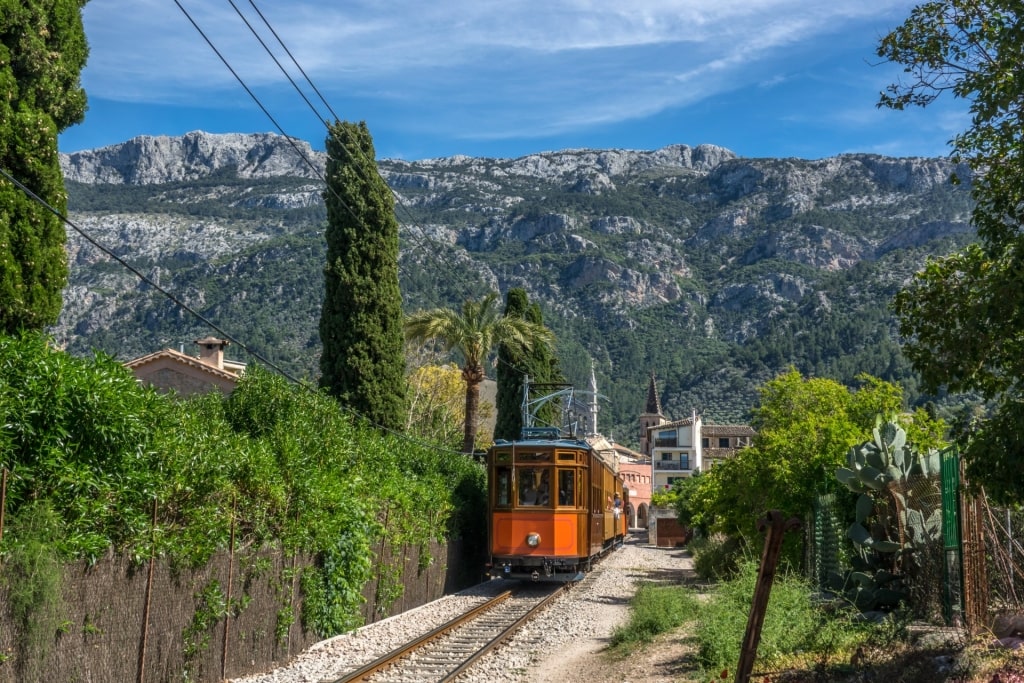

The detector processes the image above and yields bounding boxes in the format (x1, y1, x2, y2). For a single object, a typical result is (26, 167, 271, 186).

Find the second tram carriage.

(486, 427, 627, 582)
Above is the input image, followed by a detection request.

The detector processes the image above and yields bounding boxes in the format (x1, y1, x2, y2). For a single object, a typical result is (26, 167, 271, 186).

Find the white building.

(639, 372, 755, 493)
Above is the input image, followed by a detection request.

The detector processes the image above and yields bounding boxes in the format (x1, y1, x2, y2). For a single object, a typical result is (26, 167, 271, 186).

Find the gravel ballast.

(230, 533, 693, 683)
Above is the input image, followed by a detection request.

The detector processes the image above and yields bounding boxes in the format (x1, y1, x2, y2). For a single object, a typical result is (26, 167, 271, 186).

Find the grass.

(695, 559, 884, 676)
(608, 557, 907, 680)
(609, 583, 703, 651)
(608, 550, 1022, 682)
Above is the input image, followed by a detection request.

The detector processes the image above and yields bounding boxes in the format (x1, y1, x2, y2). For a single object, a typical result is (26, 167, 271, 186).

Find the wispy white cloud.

(71, 0, 950, 158)
(83, 1, 911, 93)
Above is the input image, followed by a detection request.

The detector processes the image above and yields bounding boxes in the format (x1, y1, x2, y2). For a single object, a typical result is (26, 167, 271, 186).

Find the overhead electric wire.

(181, 0, 470, 312)
(231, 0, 479, 307)
(181, 1, 530, 417)
(171, 0, 367, 231)
(166, 1, 498, 453)
(199, 0, 540, 389)
(225, 0, 331, 127)
(245, 0, 341, 123)
(0, 166, 303, 385)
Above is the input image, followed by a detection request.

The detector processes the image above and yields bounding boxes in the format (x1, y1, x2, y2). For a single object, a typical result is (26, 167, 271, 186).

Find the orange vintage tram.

(486, 427, 628, 582)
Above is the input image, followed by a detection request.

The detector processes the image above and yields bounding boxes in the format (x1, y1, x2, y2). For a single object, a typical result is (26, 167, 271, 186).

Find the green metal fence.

(939, 445, 963, 626)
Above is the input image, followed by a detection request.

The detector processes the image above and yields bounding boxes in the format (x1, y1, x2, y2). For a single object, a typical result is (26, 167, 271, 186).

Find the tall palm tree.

(405, 292, 556, 454)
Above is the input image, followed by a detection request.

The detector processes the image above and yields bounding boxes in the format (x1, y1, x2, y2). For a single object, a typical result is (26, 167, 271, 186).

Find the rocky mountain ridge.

(56, 132, 975, 438)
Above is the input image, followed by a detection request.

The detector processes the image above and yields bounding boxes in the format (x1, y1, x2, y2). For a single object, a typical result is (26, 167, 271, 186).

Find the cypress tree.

(525, 300, 564, 429)
(494, 289, 563, 441)
(494, 289, 529, 441)
(0, 0, 89, 333)
(319, 121, 407, 431)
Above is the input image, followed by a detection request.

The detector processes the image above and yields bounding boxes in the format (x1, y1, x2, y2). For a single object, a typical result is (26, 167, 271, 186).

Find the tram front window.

(495, 466, 511, 507)
(558, 470, 576, 506)
(518, 468, 550, 506)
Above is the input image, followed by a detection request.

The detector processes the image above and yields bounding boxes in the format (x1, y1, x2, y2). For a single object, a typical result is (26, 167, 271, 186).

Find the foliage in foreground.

(695, 560, 878, 675)
(0, 332, 486, 636)
(667, 370, 946, 570)
(611, 558, 1018, 682)
(880, 0, 1024, 507)
(610, 560, 895, 677)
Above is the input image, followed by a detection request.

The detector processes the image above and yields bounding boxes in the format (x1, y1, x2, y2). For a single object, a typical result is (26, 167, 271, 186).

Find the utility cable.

(246, 0, 341, 123)
(227, 0, 487, 301)
(184, 0, 464, 312)
(0, 165, 303, 385)
(174, 0, 493, 425)
(180, 1, 525, 404)
(225, 0, 330, 127)
(172, 0, 367, 231)
(1, 167, 469, 455)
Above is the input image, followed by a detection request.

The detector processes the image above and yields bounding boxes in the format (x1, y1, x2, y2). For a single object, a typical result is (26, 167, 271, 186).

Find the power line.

(0, 165, 302, 384)
(245, 0, 341, 123)
(184, 0, 536, 385)
(225, 0, 330, 127)
(171, 0, 368, 231)
(181, 1, 536, 389)
(168, 0, 484, 453)
(175, 0, 458, 311)
(221, 0, 485, 306)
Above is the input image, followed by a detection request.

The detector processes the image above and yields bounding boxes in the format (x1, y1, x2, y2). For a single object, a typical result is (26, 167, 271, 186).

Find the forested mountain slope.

(56, 132, 974, 444)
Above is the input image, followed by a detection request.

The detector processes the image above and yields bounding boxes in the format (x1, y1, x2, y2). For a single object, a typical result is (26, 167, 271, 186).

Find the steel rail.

(332, 590, 512, 682)
(438, 583, 569, 682)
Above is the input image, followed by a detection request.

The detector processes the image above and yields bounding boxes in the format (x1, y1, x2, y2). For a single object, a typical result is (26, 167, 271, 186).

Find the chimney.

(194, 337, 229, 370)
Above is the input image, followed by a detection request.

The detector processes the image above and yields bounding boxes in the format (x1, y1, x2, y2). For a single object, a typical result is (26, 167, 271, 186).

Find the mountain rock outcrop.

(56, 132, 976, 436)
(61, 131, 324, 184)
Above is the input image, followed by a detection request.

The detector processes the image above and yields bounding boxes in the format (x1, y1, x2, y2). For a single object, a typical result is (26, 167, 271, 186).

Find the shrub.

(0, 333, 488, 638)
(689, 533, 743, 580)
(696, 559, 872, 674)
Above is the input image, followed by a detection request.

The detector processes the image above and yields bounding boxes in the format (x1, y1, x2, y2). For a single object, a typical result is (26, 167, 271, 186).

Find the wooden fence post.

(0, 467, 7, 551)
(735, 510, 802, 683)
(222, 494, 237, 681)
(137, 498, 158, 683)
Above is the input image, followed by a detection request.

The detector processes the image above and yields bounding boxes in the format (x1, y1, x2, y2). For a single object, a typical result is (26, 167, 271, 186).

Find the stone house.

(125, 337, 244, 397)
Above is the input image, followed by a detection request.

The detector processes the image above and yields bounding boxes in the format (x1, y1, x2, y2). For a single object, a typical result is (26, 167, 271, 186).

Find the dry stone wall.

(0, 540, 476, 682)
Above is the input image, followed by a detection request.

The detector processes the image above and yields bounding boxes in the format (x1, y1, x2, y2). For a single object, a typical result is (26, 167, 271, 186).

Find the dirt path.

(526, 538, 701, 683)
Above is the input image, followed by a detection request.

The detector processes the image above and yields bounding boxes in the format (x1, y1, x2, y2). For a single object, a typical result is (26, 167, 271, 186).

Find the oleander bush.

(0, 331, 485, 636)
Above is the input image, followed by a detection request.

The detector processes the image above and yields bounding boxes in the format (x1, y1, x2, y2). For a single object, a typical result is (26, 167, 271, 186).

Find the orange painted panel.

(492, 512, 582, 557)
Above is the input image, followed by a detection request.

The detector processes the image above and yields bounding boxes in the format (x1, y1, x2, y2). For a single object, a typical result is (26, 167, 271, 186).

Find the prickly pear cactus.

(832, 417, 943, 612)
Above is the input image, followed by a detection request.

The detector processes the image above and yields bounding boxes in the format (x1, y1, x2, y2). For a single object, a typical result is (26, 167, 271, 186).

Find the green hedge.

(0, 332, 485, 635)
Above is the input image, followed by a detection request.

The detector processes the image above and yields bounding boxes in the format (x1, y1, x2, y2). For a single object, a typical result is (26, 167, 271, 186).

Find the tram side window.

(558, 470, 576, 506)
(495, 466, 512, 507)
(518, 467, 550, 506)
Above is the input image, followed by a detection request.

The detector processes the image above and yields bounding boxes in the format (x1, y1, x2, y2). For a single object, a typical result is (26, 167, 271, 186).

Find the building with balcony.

(639, 373, 755, 492)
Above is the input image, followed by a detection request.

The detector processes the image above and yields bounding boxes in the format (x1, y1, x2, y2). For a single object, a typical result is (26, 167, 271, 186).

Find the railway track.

(330, 583, 569, 683)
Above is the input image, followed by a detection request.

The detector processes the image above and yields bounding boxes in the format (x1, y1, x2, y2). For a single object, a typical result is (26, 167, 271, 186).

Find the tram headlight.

(526, 533, 541, 547)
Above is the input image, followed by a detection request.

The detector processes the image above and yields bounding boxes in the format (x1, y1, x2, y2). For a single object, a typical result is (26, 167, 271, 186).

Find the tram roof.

(492, 438, 591, 449)
(491, 434, 620, 473)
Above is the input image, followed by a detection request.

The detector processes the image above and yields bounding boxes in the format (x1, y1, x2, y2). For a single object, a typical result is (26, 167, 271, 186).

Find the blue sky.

(58, 0, 968, 162)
